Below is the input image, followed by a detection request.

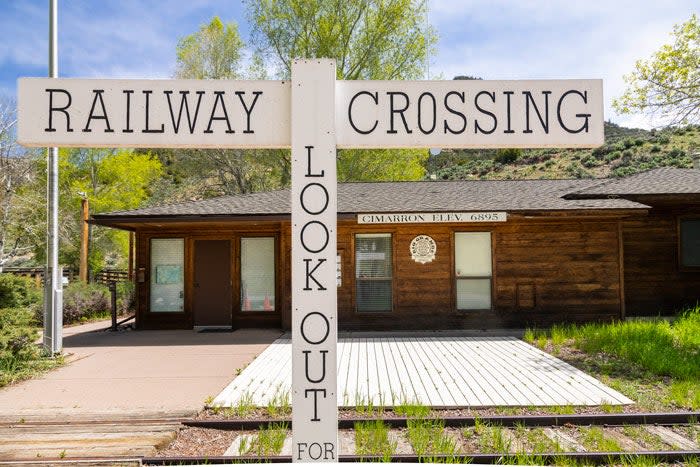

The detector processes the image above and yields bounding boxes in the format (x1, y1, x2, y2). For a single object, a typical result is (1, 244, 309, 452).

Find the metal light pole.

(43, 0, 62, 354)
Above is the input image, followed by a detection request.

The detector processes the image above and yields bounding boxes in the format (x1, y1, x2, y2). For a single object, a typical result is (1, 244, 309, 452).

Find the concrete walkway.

(0, 320, 281, 422)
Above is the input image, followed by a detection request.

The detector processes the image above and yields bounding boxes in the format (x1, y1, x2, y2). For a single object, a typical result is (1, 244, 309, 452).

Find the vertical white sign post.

(291, 59, 338, 462)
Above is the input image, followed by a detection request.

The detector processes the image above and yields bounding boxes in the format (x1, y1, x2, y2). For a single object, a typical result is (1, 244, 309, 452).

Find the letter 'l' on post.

(44, 0, 63, 355)
(291, 59, 338, 462)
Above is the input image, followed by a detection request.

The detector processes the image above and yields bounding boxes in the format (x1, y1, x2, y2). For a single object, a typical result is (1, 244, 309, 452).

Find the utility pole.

(79, 196, 89, 282)
(43, 0, 62, 354)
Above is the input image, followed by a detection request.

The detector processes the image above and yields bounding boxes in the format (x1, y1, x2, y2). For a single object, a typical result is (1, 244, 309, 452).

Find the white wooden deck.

(213, 335, 632, 408)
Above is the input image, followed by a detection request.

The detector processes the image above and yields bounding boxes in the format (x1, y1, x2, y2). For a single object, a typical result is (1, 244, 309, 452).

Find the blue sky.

(1, 0, 697, 128)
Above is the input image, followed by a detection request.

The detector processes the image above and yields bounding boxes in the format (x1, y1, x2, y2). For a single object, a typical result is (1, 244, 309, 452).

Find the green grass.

(578, 426, 621, 452)
(240, 423, 288, 456)
(393, 399, 430, 418)
(354, 420, 395, 460)
(266, 385, 291, 418)
(406, 419, 459, 457)
(525, 306, 700, 410)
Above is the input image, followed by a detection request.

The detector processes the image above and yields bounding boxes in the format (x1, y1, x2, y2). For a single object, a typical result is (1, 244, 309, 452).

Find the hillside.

(427, 123, 699, 181)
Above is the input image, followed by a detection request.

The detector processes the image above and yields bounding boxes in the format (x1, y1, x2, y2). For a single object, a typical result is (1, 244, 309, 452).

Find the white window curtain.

(150, 238, 184, 312)
(455, 232, 492, 310)
(241, 237, 275, 311)
(355, 233, 392, 312)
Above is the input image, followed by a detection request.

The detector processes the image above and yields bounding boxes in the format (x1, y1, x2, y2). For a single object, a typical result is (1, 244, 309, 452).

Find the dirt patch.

(157, 426, 239, 457)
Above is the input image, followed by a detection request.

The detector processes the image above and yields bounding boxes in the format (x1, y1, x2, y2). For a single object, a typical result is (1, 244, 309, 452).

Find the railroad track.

(1, 412, 698, 465)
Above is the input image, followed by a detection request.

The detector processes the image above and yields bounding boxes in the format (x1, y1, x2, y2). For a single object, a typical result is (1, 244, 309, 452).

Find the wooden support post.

(128, 231, 134, 281)
(79, 197, 89, 283)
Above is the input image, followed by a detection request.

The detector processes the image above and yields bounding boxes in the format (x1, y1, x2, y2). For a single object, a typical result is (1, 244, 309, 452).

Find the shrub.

(116, 281, 135, 314)
(61, 282, 110, 324)
(494, 148, 521, 164)
(581, 155, 598, 168)
(0, 274, 41, 309)
(0, 307, 39, 362)
(650, 144, 661, 153)
(591, 145, 610, 158)
(604, 151, 621, 162)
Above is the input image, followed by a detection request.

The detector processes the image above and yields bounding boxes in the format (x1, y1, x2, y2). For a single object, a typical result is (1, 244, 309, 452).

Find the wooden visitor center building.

(92, 167, 700, 331)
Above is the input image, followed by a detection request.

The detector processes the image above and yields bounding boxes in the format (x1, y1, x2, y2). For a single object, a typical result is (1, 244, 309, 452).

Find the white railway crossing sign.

(18, 63, 603, 462)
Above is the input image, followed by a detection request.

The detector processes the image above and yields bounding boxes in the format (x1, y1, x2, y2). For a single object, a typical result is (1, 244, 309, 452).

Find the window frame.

(148, 237, 186, 314)
(238, 234, 279, 314)
(353, 232, 395, 314)
(453, 231, 494, 312)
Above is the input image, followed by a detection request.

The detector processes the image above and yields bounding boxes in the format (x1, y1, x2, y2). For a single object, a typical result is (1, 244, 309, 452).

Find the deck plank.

(215, 334, 632, 408)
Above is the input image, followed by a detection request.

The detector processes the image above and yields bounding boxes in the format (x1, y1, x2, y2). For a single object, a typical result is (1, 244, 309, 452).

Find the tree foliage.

(247, 0, 437, 80)
(22, 149, 162, 270)
(614, 14, 700, 125)
(175, 16, 245, 79)
(246, 0, 435, 181)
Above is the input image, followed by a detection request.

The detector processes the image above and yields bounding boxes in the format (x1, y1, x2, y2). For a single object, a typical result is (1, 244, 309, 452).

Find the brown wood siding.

(622, 207, 700, 315)
(131, 214, 631, 331)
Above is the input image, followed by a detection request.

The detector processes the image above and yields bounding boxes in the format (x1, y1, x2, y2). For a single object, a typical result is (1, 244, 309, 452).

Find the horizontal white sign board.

(17, 78, 290, 148)
(18, 78, 603, 149)
(336, 80, 603, 148)
(357, 212, 507, 224)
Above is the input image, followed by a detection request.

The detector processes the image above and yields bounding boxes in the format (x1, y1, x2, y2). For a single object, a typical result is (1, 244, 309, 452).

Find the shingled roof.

(565, 167, 700, 198)
(94, 178, 647, 221)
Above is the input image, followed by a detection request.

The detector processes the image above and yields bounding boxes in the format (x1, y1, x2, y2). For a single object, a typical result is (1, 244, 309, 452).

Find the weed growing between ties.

(354, 420, 395, 460)
(240, 423, 288, 456)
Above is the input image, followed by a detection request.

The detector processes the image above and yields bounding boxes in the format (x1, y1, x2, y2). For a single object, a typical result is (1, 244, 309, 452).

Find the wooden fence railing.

(2, 267, 130, 286)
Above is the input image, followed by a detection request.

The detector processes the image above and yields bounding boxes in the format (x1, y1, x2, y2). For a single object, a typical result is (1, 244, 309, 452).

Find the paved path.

(0, 320, 281, 422)
(214, 334, 633, 408)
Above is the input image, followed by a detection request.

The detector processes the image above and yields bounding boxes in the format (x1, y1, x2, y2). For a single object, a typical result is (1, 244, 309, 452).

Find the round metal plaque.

(410, 235, 436, 264)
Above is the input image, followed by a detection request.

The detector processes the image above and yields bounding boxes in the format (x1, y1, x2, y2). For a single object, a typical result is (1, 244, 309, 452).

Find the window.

(455, 232, 492, 310)
(355, 233, 392, 312)
(150, 238, 184, 312)
(680, 219, 700, 268)
(241, 237, 275, 311)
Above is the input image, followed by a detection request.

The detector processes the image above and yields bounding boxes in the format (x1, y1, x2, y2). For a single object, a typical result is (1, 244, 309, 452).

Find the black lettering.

(303, 350, 328, 383)
(303, 258, 327, 291)
(164, 90, 204, 134)
(44, 89, 73, 132)
(142, 90, 165, 133)
(204, 91, 234, 134)
(304, 389, 327, 422)
(417, 92, 436, 134)
(474, 91, 497, 134)
(300, 312, 330, 345)
(300, 221, 329, 253)
(558, 90, 590, 134)
(296, 443, 307, 460)
(387, 91, 412, 134)
(523, 90, 551, 134)
(503, 91, 515, 134)
(348, 91, 379, 134)
(236, 91, 262, 133)
(82, 89, 113, 133)
(305, 145, 324, 177)
(300, 183, 329, 215)
(443, 91, 466, 134)
(123, 90, 134, 133)
(323, 443, 335, 460)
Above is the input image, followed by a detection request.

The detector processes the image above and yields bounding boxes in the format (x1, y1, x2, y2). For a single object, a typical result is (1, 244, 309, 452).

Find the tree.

(167, 17, 288, 199)
(23, 149, 162, 271)
(175, 16, 245, 79)
(246, 0, 435, 180)
(247, 0, 436, 80)
(614, 14, 700, 125)
(0, 98, 35, 271)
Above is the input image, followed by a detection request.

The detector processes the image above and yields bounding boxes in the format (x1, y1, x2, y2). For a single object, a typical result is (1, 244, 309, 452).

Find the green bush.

(0, 274, 41, 309)
(0, 307, 39, 363)
(61, 282, 110, 324)
(650, 144, 661, 153)
(494, 148, 521, 164)
(116, 281, 135, 314)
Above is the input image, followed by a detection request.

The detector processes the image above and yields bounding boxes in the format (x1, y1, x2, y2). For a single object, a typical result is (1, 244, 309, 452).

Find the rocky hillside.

(427, 123, 699, 180)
